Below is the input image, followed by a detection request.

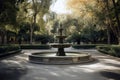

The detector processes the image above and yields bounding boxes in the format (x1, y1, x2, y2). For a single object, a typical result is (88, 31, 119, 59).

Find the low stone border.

(29, 52, 94, 65)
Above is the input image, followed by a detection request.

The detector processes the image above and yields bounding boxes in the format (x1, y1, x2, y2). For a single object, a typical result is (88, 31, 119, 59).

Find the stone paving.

(0, 48, 120, 80)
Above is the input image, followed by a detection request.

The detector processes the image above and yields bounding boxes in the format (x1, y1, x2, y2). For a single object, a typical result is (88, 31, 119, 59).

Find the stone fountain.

(29, 24, 93, 64)
(51, 24, 70, 56)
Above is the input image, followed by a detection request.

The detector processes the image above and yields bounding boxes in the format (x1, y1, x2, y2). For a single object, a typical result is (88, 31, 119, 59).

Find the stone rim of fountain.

(29, 52, 94, 64)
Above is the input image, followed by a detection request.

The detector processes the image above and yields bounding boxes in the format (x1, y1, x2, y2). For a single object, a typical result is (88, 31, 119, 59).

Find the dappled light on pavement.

(0, 49, 120, 80)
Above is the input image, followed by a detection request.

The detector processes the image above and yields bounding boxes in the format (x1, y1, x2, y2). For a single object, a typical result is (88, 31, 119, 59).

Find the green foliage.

(102, 0, 120, 43)
(18, 22, 39, 33)
(0, 0, 25, 44)
(97, 45, 120, 57)
(6, 30, 17, 42)
(17, 22, 31, 43)
(17, 22, 40, 43)
(20, 44, 51, 49)
(67, 32, 81, 44)
(0, 45, 21, 53)
(0, 0, 24, 25)
(51, 21, 59, 34)
(72, 44, 105, 49)
(35, 34, 54, 44)
(67, 27, 108, 44)
(19, 22, 31, 32)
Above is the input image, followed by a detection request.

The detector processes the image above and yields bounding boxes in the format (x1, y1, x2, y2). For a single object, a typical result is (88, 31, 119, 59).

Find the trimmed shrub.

(0, 45, 21, 53)
(97, 45, 120, 57)
(20, 44, 51, 49)
(0, 45, 21, 57)
(72, 44, 105, 49)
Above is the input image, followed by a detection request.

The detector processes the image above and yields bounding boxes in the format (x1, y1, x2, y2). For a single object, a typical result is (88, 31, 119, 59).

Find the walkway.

(0, 48, 120, 80)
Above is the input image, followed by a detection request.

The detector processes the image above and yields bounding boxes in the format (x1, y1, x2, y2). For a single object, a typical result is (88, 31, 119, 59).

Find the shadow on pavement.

(100, 70, 120, 80)
(0, 62, 27, 80)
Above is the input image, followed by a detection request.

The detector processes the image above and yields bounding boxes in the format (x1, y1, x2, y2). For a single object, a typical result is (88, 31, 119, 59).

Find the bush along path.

(0, 45, 21, 57)
(97, 45, 120, 58)
(20, 44, 51, 49)
(0, 44, 52, 58)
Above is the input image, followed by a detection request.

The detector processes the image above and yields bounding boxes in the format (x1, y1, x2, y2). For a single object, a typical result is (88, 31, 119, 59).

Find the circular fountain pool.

(29, 52, 94, 64)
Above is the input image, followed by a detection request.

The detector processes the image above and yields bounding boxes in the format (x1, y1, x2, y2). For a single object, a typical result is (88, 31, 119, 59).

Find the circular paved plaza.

(0, 48, 120, 80)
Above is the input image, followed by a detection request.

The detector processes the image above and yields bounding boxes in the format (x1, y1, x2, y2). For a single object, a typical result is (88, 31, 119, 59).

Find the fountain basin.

(51, 43, 71, 48)
(29, 52, 94, 64)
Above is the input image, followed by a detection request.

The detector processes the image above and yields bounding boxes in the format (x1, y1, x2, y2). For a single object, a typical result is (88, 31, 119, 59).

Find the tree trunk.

(1, 31, 7, 45)
(1, 35, 4, 45)
(4, 35, 7, 44)
(112, 0, 120, 30)
(105, 0, 111, 44)
(30, 25, 33, 44)
(0, 36, 2, 44)
(77, 40, 80, 44)
(30, 14, 37, 44)
(107, 26, 111, 44)
(118, 37, 120, 44)
(112, 0, 120, 44)
(30, 0, 37, 44)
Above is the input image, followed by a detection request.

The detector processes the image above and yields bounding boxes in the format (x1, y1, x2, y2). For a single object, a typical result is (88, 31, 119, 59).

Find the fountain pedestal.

(57, 47, 65, 56)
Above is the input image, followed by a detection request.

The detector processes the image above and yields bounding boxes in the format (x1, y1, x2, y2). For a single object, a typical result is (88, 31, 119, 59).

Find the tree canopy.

(0, 0, 120, 44)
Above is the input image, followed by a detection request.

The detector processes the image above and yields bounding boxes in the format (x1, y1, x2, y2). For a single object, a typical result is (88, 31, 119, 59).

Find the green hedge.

(0, 45, 20, 53)
(0, 45, 21, 57)
(20, 44, 51, 49)
(72, 44, 105, 49)
(97, 45, 120, 57)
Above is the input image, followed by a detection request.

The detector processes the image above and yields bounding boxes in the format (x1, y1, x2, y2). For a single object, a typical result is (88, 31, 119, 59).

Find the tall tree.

(0, 0, 24, 44)
(30, 0, 52, 44)
(112, 0, 120, 44)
